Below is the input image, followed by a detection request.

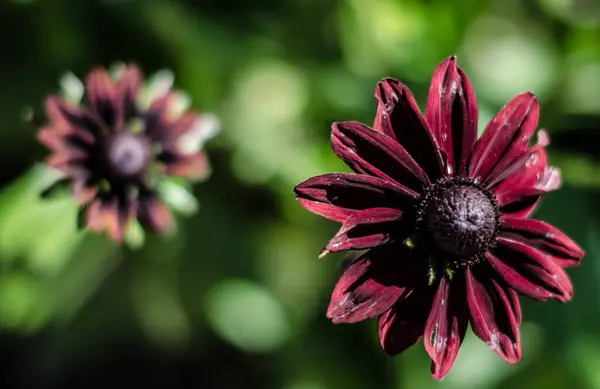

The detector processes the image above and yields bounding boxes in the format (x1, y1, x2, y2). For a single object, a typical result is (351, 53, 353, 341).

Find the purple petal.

(37, 125, 94, 152)
(46, 150, 89, 174)
(378, 287, 434, 355)
(466, 266, 522, 364)
(489, 237, 574, 302)
(322, 208, 404, 256)
(137, 190, 175, 235)
(85, 195, 133, 243)
(163, 113, 202, 147)
(44, 96, 104, 138)
(85, 67, 121, 128)
(425, 56, 478, 175)
(144, 94, 173, 141)
(373, 78, 443, 179)
(159, 151, 210, 180)
(327, 248, 422, 324)
(331, 121, 430, 191)
(115, 65, 143, 121)
(294, 173, 419, 222)
(424, 275, 468, 380)
(500, 217, 584, 268)
(469, 92, 539, 183)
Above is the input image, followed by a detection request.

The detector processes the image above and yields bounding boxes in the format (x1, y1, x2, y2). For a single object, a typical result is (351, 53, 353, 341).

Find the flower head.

(294, 56, 584, 379)
(38, 64, 219, 244)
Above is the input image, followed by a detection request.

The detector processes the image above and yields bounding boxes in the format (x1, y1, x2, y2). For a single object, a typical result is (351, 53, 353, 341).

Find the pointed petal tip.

(441, 55, 457, 64)
(318, 248, 330, 259)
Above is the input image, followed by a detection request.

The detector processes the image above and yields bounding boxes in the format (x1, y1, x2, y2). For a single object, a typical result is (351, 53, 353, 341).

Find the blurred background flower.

(0, 0, 599, 388)
(37, 64, 218, 245)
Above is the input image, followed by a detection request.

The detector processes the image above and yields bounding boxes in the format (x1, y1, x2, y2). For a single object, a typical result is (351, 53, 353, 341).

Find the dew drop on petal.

(441, 132, 448, 142)
(525, 152, 539, 167)
(446, 164, 454, 175)
(384, 103, 392, 115)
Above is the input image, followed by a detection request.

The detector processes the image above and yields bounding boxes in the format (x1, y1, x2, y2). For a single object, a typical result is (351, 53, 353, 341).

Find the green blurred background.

(1, 0, 600, 387)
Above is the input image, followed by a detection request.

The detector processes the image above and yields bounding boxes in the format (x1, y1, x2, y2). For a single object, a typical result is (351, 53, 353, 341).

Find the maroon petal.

(85, 195, 133, 243)
(116, 65, 142, 121)
(321, 208, 404, 256)
(44, 97, 104, 138)
(469, 92, 539, 183)
(37, 126, 94, 152)
(466, 266, 522, 364)
(327, 248, 422, 324)
(425, 56, 478, 175)
(373, 78, 443, 179)
(500, 217, 584, 268)
(495, 145, 561, 194)
(485, 130, 549, 189)
(144, 94, 174, 141)
(489, 237, 574, 302)
(159, 151, 210, 180)
(496, 175, 561, 219)
(494, 143, 561, 218)
(47, 150, 89, 174)
(162, 113, 201, 147)
(378, 287, 434, 355)
(424, 275, 468, 380)
(71, 175, 98, 205)
(294, 173, 419, 222)
(85, 68, 121, 128)
(137, 190, 175, 235)
(331, 121, 430, 191)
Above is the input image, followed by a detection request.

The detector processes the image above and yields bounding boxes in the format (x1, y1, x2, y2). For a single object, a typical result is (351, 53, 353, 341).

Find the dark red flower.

(38, 64, 218, 244)
(294, 56, 584, 379)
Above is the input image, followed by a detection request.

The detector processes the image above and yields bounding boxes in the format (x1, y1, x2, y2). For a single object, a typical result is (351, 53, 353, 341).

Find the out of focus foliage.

(0, 0, 599, 388)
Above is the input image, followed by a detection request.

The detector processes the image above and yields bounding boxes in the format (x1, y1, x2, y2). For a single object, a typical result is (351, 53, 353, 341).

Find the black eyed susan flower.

(38, 64, 219, 244)
(294, 56, 584, 380)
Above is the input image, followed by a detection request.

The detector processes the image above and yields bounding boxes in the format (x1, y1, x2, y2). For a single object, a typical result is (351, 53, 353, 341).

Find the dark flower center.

(418, 178, 498, 263)
(104, 133, 151, 179)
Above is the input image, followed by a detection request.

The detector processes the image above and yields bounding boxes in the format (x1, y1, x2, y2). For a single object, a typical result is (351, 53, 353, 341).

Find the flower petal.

(425, 56, 478, 175)
(137, 189, 175, 235)
(424, 275, 468, 380)
(37, 125, 94, 153)
(485, 130, 549, 189)
(469, 92, 539, 183)
(116, 65, 143, 121)
(85, 195, 133, 243)
(494, 138, 559, 194)
(373, 78, 443, 179)
(71, 175, 98, 204)
(144, 94, 174, 141)
(327, 247, 422, 324)
(85, 67, 121, 128)
(500, 217, 584, 268)
(496, 168, 561, 219)
(159, 151, 210, 180)
(378, 287, 434, 355)
(322, 208, 405, 256)
(294, 173, 418, 222)
(331, 121, 430, 191)
(46, 150, 89, 173)
(489, 237, 574, 302)
(466, 266, 522, 364)
(493, 142, 561, 218)
(44, 96, 104, 138)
